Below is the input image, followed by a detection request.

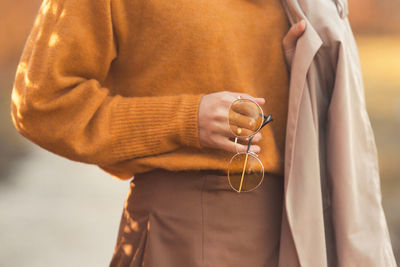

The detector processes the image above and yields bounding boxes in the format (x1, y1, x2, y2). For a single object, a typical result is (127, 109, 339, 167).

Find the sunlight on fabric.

(16, 61, 27, 76)
(12, 62, 30, 126)
(35, 0, 56, 28)
(122, 244, 133, 256)
(41, 0, 51, 16)
(11, 88, 25, 124)
(34, 15, 41, 28)
(15, 62, 38, 90)
(48, 33, 59, 48)
(128, 218, 139, 232)
(16, 61, 28, 84)
(36, 27, 43, 40)
(10, 110, 22, 131)
(10, 93, 28, 133)
(122, 210, 140, 232)
(123, 225, 132, 234)
(52, 2, 59, 15)
(41, 0, 59, 18)
(11, 88, 21, 107)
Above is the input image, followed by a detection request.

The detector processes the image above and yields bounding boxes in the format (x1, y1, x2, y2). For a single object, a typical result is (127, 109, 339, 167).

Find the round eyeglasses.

(227, 96, 273, 193)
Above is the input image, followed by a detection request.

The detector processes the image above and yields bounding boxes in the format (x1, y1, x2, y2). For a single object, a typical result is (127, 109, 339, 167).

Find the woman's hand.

(282, 19, 307, 69)
(198, 91, 264, 153)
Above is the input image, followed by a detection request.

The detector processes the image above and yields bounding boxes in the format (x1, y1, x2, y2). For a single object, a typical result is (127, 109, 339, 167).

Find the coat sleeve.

(10, 0, 205, 166)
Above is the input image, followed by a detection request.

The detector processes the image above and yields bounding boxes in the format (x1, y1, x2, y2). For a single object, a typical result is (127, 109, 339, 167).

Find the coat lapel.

(280, 0, 326, 266)
(281, 0, 323, 188)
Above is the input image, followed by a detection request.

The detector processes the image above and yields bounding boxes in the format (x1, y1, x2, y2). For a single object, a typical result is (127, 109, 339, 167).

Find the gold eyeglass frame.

(227, 95, 273, 193)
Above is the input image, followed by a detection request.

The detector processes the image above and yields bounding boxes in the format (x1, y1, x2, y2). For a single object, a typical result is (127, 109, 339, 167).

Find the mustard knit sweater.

(11, 0, 290, 180)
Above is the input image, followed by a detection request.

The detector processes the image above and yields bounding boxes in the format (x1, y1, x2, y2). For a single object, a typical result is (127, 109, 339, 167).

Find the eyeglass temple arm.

(246, 114, 273, 153)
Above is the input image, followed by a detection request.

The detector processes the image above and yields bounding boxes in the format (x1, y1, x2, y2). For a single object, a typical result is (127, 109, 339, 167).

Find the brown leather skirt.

(109, 168, 284, 267)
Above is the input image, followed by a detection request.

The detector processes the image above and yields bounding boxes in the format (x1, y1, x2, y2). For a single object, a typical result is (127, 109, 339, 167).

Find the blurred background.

(0, 0, 399, 266)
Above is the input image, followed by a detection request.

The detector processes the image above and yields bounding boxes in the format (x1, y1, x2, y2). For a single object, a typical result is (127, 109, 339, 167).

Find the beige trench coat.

(278, 0, 397, 266)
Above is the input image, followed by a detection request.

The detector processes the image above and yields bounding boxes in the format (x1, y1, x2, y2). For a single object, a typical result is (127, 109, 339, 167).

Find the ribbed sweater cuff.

(110, 93, 205, 161)
(179, 94, 205, 148)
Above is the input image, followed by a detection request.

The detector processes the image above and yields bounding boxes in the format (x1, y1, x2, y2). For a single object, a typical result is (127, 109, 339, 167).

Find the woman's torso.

(102, 0, 291, 176)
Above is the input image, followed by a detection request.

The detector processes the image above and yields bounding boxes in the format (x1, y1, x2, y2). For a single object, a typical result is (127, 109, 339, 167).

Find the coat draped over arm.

(279, 0, 397, 266)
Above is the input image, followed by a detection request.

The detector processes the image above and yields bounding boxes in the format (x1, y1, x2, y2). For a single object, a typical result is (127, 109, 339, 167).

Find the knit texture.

(11, 0, 290, 180)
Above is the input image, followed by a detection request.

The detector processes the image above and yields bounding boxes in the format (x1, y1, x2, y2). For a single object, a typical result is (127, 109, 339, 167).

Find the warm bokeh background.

(1, 0, 399, 265)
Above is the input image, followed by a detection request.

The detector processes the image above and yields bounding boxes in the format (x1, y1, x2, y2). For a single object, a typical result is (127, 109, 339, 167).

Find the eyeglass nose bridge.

(232, 118, 273, 154)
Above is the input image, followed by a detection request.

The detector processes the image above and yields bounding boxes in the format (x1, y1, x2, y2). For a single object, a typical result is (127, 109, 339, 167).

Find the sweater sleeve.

(10, 0, 205, 166)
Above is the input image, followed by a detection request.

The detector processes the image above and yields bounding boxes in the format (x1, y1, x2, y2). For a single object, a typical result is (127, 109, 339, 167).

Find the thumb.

(282, 19, 306, 52)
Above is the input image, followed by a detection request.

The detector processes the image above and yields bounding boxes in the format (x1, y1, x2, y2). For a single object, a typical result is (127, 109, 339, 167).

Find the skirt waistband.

(133, 168, 282, 180)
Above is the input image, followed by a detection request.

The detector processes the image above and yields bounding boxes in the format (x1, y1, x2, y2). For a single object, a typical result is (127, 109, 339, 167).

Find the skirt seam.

(200, 173, 207, 266)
